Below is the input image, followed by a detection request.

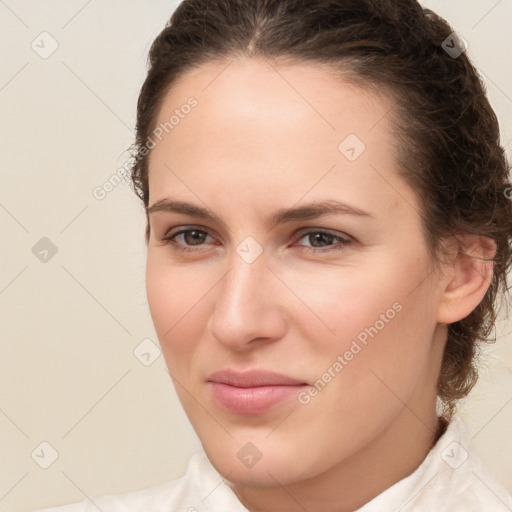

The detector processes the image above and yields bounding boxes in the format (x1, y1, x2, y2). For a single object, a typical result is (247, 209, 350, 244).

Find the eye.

(161, 227, 216, 254)
(160, 227, 353, 255)
(294, 230, 352, 253)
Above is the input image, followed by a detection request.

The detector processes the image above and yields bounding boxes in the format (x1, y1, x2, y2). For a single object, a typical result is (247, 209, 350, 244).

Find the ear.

(437, 235, 496, 325)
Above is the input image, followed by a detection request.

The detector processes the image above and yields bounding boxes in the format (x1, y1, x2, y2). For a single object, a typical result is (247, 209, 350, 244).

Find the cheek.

(278, 260, 406, 345)
(286, 254, 438, 386)
(287, 273, 437, 456)
(145, 254, 210, 359)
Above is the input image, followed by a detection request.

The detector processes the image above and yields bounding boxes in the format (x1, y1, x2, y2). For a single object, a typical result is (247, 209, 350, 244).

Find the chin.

(201, 437, 322, 488)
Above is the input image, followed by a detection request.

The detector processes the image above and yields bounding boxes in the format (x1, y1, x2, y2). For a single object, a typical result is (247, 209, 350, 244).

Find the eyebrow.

(147, 198, 374, 228)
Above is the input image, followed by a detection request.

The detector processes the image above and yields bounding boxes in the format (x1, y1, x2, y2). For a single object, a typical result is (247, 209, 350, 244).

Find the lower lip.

(208, 382, 307, 415)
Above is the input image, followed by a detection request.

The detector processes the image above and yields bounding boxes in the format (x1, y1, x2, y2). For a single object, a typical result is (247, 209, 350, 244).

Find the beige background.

(0, 1, 510, 511)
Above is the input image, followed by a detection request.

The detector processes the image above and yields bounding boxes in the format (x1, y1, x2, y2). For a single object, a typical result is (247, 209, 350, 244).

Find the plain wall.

(0, 1, 510, 510)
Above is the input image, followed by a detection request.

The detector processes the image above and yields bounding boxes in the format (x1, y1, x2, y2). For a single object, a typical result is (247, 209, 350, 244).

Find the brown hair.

(130, 0, 512, 418)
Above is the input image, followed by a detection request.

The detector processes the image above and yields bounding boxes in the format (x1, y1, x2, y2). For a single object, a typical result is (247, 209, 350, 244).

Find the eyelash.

(160, 227, 353, 255)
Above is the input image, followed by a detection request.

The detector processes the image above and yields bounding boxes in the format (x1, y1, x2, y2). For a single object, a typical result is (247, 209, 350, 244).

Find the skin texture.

(145, 58, 495, 512)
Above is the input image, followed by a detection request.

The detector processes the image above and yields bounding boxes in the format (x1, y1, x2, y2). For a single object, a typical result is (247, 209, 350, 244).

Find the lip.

(206, 369, 308, 415)
(207, 369, 307, 387)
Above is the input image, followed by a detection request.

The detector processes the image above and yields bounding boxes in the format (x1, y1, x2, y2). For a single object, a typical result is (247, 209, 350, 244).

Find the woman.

(37, 0, 512, 510)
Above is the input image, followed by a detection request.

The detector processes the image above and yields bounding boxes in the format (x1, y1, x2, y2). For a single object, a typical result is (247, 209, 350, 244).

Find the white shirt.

(36, 416, 512, 511)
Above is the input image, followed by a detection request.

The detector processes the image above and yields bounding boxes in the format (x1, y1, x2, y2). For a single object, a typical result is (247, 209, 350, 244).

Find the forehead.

(151, 57, 393, 148)
(147, 58, 415, 220)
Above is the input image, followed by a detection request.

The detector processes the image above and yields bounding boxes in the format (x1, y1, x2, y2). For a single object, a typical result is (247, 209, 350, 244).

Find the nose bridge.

(219, 229, 269, 301)
(218, 246, 269, 320)
(208, 241, 284, 348)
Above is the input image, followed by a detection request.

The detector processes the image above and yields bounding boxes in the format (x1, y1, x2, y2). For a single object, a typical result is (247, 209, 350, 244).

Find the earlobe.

(437, 235, 496, 325)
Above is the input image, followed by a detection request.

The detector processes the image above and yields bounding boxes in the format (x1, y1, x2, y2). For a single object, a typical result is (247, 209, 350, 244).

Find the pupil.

(186, 230, 205, 245)
(311, 233, 332, 247)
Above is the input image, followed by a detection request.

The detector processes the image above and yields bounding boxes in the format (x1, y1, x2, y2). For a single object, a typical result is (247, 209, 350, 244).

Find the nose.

(207, 249, 287, 352)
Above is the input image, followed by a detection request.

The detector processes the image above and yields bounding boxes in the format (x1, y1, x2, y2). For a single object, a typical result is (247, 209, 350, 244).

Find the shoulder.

(33, 450, 245, 512)
(357, 415, 512, 512)
(438, 416, 512, 511)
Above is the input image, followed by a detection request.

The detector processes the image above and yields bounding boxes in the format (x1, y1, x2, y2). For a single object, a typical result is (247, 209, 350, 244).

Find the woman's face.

(145, 58, 449, 486)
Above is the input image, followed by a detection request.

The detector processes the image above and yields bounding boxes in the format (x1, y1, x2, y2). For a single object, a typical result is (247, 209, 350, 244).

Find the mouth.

(206, 369, 309, 415)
